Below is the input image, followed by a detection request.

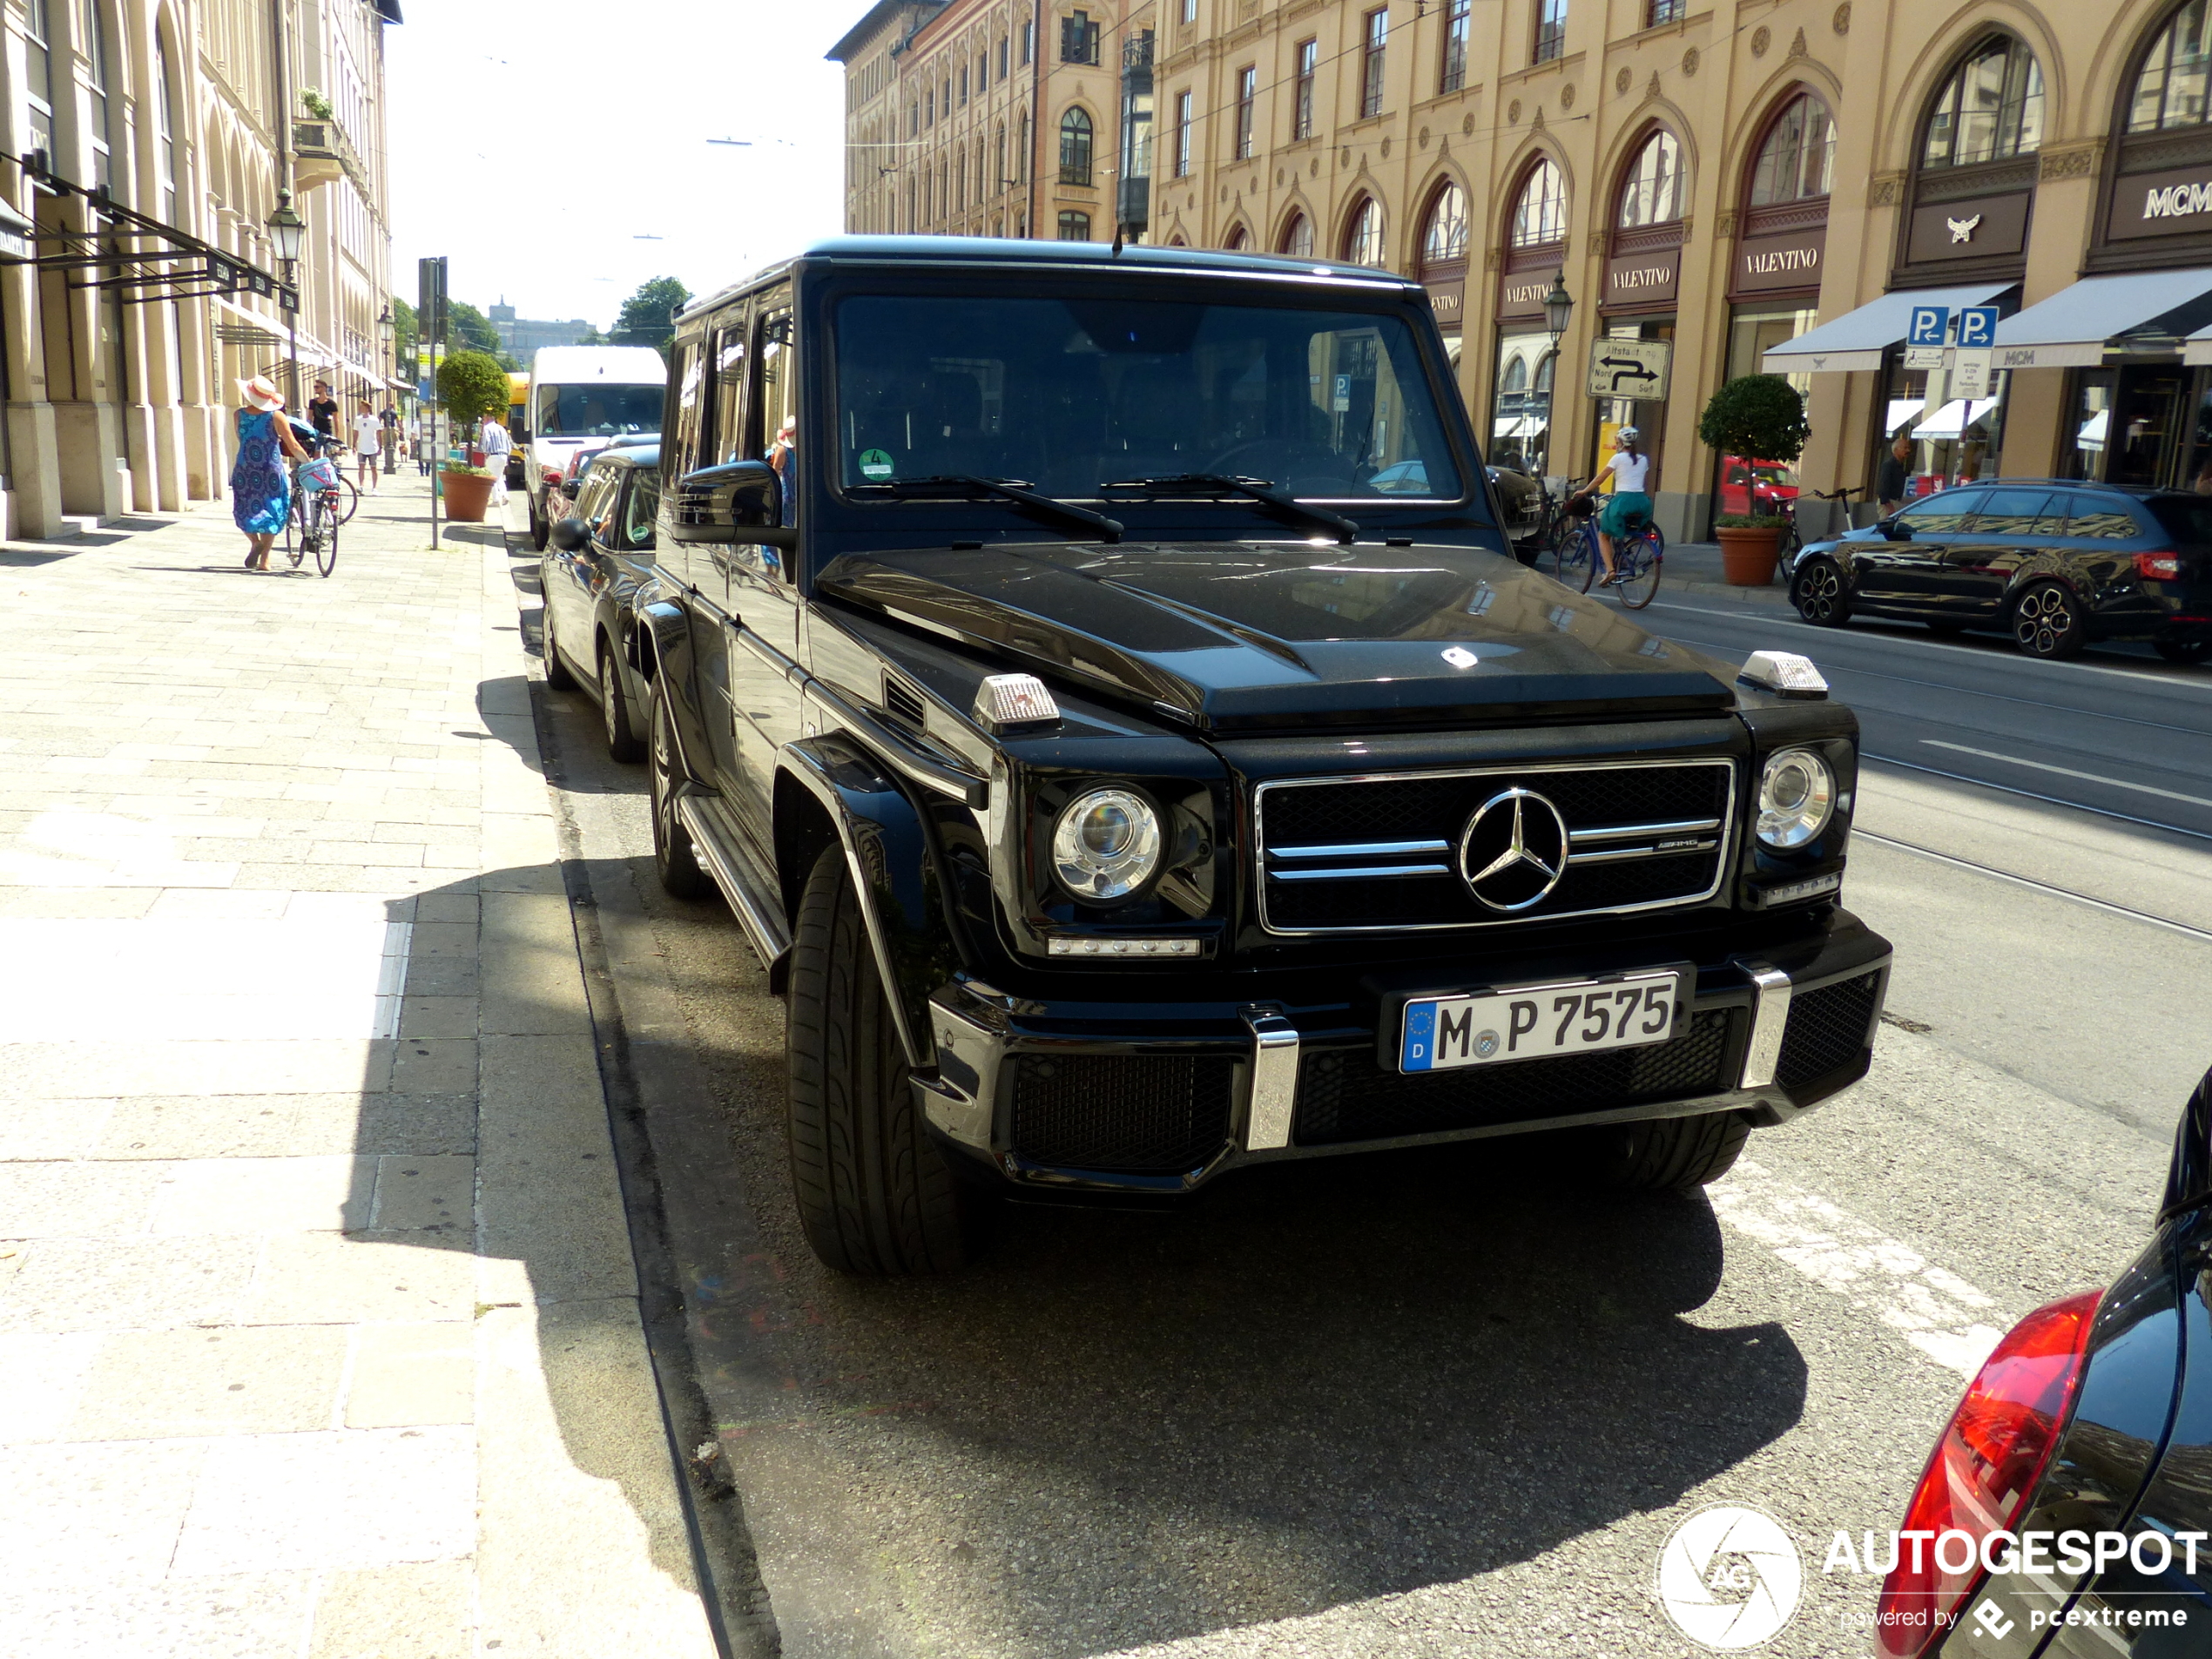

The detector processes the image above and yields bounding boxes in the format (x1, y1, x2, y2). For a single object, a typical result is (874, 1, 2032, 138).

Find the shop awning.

(1994, 269, 2212, 368)
(1760, 282, 2013, 374)
(1884, 398, 1926, 436)
(1912, 398, 2000, 441)
(2078, 409, 2108, 452)
(2179, 318, 2212, 366)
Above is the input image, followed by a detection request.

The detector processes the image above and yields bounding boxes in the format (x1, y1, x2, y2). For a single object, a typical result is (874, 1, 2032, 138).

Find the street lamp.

(1541, 271, 1573, 477)
(266, 192, 307, 408)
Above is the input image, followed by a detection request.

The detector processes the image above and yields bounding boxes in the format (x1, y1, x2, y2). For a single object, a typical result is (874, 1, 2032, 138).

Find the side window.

(574, 466, 617, 530)
(668, 339, 707, 478)
(1966, 489, 2054, 535)
(2064, 496, 2145, 539)
(753, 293, 799, 550)
(711, 318, 750, 464)
(536, 385, 562, 436)
(624, 471, 661, 549)
(1898, 489, 1985, 534)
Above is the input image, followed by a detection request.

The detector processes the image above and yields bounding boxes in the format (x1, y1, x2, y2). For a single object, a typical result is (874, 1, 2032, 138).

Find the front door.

(726, 291, 805, 860)
(1934, 486, 2058, 617)
(1854, 488, 1985, 610)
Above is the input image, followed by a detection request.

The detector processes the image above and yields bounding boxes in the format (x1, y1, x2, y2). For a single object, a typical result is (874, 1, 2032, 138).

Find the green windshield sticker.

(859, 448, 895, 481)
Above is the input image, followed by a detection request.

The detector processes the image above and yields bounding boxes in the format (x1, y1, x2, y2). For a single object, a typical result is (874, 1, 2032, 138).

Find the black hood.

(815, 541, 1739, 732)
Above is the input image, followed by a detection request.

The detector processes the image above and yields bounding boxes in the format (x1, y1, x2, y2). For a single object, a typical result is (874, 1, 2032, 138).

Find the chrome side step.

(676, 792, 792, 976)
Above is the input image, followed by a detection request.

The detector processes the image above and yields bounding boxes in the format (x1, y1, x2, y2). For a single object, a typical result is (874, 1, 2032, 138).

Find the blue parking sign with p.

(1907, 306, 1951, 347)
(1957, 306, 2000, 348)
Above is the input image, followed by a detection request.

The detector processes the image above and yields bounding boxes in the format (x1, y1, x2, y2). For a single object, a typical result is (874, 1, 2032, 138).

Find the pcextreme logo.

(1655, 1504, 1804, 1650)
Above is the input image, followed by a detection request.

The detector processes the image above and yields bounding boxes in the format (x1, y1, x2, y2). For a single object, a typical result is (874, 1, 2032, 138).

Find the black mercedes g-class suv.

(624, 236, 1892, 1275)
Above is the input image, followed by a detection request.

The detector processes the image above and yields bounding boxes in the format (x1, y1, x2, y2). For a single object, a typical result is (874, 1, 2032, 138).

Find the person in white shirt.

(478, 411, 515, 506)
(350, 401, 383, 491)
(1595, 426, 1654, 586)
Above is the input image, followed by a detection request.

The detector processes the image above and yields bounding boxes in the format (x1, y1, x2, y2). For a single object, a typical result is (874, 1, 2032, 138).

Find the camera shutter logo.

(1655, 1503, 1804, 1649)
(1458, 787, 1569, 911)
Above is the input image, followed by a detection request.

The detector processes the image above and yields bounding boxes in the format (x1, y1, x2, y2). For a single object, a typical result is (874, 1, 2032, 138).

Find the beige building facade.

(1, 0, 397, 538)
(835, 0, 2212, 542)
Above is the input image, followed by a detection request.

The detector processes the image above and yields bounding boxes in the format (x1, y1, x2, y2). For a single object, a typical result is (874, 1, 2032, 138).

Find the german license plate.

(1399, 971, 1682, 1073)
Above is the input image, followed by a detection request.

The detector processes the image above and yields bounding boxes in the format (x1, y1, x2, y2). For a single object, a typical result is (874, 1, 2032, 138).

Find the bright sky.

(386, 0, 849, 328)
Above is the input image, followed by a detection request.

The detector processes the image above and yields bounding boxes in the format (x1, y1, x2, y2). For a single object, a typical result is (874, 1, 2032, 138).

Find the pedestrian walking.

(1877, 434, 1912, 513)
(478, 409, 514, 508)
(307, 381, 340, 448)
(231, 374, 310, 572)
(381, 403, 401, 476)
(351, 400, 383, 492)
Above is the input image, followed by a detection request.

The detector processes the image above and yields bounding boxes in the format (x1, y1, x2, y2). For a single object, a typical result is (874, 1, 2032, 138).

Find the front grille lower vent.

(1256, 759, 1736, 934)
(1774, 972, 1880, 1089)
(1294, 1008, 1735, 1145)
(1009, 1053, 1235, 1173)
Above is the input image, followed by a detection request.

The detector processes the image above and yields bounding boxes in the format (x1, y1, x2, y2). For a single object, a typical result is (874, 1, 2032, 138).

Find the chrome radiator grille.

(1255, 759, 1737, 934)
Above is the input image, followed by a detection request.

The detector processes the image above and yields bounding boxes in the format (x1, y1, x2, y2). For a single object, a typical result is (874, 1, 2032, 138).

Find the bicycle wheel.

(1548, 519, 1587, 588)
(315, 493, 339, 577)
(1615, 530, 1663, 609)
(284, 494, 305, 568)
(333, 475, 361, 524)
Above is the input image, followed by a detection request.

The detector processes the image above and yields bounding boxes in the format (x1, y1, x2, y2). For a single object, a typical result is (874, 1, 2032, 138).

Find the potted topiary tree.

(1696, 374, 1811, 585)
(435, 350, 509, 523)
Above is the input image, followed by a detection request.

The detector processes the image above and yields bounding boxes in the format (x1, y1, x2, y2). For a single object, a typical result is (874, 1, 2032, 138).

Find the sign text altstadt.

(1586, 336, 1672, 402)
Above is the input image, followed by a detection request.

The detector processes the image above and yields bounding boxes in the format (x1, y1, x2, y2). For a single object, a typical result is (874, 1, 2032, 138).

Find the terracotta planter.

(441, 470, 494, 523)
(1716, 525, 1783, 586)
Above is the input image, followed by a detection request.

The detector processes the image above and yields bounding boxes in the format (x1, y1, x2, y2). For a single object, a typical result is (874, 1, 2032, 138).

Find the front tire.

(1595, 1111, 1750, 1191)
(2013, 580, 2087, 660)
(529, 494, 550, 552)
(599, 640, 644, 763)
(1791, 556, 1852, 627)
(540, 594, 577, 690)
(786, 846, 989, 1275)
(646, 687, 711, 900)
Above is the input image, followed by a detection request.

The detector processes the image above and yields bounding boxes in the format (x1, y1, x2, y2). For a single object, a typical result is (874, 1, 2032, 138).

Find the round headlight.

(1051, 787, 1163, 901)
(1757, 748, 1836, 850)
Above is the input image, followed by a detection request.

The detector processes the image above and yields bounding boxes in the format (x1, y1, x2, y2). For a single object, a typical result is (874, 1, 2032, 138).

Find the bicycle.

(1772, 483, 1860, 562)
(1548, 481, 1665, 609)
(318, 442, 363, 524)
(282, 455, 342, 577)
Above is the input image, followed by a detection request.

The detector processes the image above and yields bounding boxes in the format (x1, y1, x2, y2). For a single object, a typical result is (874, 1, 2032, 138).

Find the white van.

(523, 345, 667, 547)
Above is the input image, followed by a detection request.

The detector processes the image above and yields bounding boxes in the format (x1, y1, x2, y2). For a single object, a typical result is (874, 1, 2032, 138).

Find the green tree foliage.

(448, 300, 502, 357)
(436, 350, 511, 428)
(1696, 375, 1810, 466)
(612, 276, 691, 357)
(392, 298, 418, 375)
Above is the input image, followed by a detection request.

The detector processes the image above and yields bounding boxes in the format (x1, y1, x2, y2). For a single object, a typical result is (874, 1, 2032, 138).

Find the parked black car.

(541, 444, 659, 763)
(1876, 1065, 2212, 1657)
(626, 236, 1892, 1275)
(1789, 479, 2212, 662)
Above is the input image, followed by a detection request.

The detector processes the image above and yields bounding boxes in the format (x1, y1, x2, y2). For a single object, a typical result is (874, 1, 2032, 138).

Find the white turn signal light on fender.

(973, 672, 1060, 732)
(1738, 650, 1829, 699)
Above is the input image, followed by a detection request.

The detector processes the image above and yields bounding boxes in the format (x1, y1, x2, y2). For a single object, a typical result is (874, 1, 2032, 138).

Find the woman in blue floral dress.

(232, 374, 310, 570)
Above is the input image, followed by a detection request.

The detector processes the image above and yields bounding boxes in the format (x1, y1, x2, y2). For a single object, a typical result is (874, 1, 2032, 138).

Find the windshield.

(833, 292, 1462, 501)
(536, 384, 664, 437)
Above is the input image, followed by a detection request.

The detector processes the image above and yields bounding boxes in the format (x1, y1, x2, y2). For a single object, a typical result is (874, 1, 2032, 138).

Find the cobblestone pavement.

(0, 477, 719, 1658)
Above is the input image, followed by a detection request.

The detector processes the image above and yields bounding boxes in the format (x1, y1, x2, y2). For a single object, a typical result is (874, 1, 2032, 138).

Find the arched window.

(1280, 211, 1314, 257)
(1060, 108, 1094, 185)
(1224, 222, 1249, 250)
(1344, 197, 1384, 265)
(1422, 183, 1468, 263)
(1749, 93, 1835, 204)
(1922, 37, 2044, 168)
(1058, 209, 1091, 240)
(1510, 158, 1567, 246)
(1501, 355, 1528, 395)
(2131, 0, 2212, 131)
(1616, 130, 1685, 226)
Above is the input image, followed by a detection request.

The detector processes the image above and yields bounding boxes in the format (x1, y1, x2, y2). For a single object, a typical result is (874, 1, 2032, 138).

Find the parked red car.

(1720, 455, 1800, 517)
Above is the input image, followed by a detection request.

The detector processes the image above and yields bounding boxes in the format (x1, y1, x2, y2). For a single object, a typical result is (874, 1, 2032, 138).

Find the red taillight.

(1876, 1290, 2101, 1657)
(2136, 550, 2184, 580)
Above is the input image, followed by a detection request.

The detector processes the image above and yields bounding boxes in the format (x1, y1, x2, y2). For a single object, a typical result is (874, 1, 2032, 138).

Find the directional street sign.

(1906, 305, 1951, 347)
(1957, 306, 2000, 350)
(1586, 337, 1672, 402)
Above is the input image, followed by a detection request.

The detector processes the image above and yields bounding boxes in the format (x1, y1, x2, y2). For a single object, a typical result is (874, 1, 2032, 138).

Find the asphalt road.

(515, 544, 2212, 1659)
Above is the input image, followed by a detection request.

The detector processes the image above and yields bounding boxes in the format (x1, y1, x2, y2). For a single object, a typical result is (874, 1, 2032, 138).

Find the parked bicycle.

(282, 453, 343, 577)
(1776, 483, 1862, 562)
(1548, 478, 1665, 609)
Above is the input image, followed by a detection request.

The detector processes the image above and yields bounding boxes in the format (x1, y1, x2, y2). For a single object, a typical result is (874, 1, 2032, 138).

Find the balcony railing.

(293, 119, 369, 198)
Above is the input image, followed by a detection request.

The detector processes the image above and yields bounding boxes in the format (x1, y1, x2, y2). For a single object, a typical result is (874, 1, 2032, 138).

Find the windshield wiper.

(1103, 473, 1359, 544)
(852, 474, 1123, 543)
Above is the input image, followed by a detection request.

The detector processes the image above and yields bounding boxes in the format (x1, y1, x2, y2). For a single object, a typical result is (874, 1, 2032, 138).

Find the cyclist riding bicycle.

(1575, 425, 1653, 588)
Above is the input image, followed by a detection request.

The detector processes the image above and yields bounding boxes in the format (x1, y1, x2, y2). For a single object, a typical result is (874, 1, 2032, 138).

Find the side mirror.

(670, 458, 796, 548)
(1882, 519, 1912, 542)
(549, 517, 590, 553)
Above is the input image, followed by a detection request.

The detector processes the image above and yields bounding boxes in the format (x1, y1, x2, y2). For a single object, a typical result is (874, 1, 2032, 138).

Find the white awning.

(1995, 269, 2212, 368)
(1884, 398, 1926, 436)
(2078, 408, 2109, 452)
(1912, 398, 2000, 441)
(2181, 319, 2212, 366)
(1760, 282, 2013, 374)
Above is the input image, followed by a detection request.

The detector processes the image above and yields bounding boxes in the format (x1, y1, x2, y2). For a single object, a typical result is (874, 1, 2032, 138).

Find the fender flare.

(777, 736, 954, 1072)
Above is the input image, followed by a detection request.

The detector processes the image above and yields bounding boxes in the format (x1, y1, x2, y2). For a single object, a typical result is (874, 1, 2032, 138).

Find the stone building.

(833, 0, 2212, 541)
(489, 301, 593, 357)
(1, 0, 400, 537)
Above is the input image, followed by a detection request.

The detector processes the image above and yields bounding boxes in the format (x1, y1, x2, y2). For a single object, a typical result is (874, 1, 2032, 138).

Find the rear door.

(1937, 486, 2060, 617)
(1853, 489, 1985, 610)
(2055, 492, 2155, 614)
(548, 461, 617, 658)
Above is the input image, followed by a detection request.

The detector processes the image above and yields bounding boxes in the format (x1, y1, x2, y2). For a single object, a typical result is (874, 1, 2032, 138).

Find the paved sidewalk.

(0, 478, 720, 1657)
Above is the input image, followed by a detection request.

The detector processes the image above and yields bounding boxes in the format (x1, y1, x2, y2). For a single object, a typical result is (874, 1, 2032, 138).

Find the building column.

(51, 198, 127, 520)
(177, 296, 223, 501)
(2, 261, 64, 541)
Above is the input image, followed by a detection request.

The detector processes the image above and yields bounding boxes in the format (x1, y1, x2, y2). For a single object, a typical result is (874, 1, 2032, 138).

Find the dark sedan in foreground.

(1877, 1064, 2212, 1655)
(1790, 479, 2212, 662)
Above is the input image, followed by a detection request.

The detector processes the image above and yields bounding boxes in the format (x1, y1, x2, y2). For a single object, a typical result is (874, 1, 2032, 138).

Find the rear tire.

(529, 494, 550, 552)
(540, 597, 577, 690)
(2013, 580, 2087, 660)
(646, 687, 711, 900)
(599, 640, 644, 763)
(1791, 556, 1852, 627)
(786, 846, 990, 1275)
(1595, 1111, 1751, 1191)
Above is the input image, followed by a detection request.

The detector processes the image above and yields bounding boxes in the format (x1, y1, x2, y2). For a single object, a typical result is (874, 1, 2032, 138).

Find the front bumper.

(915, 907, 1892, 1195)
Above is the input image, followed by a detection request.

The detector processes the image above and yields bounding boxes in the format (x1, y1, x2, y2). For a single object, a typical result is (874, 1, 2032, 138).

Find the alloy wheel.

(1795, 561, 1845, 625)
(2013, 583, 2082, 659)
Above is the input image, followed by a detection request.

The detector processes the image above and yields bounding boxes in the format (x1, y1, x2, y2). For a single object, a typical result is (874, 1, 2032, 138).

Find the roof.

(676, 234, 1419, 325)
(585, 442, 659, 471)
(826, 0, 942, 63)
(525, 345, 667, 385)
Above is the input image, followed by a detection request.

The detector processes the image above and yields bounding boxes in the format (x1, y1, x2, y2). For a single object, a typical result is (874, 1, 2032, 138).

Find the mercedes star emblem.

(1459, 787, 1570, 912)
